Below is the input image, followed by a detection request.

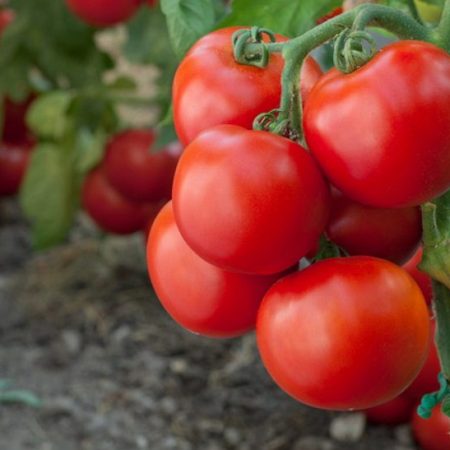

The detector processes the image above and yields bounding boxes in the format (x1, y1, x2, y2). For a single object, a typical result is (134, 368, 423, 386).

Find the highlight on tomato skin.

(173, 27, 322, 146)
(256, 256, 430, 411)
(303, 41, 450, 208)
(172, 125, 331, 275)
(147, 202, 286, 338)
(326, 188, 422, 264)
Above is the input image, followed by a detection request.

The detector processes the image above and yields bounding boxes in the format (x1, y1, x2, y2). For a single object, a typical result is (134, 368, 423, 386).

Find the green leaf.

(154, 121, 179, 150)
(20, 143, 77, 249)
(107, 76, 137, 92)
(414, 0, 444, 22)
(161, 0, 217, 58)
(220, 0, 341, 37)
(26, 91, 74, 140)
(73, 128, 108, 174)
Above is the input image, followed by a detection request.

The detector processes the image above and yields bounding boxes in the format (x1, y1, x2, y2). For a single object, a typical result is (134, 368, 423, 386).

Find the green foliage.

(2, 0, 113, 100)
(20, 143, 77, 249)
(160, 0, 219, 58)
(220, 0, 342, 37)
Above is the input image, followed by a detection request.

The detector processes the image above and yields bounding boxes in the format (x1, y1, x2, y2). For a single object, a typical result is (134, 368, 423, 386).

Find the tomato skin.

(147, 202, 281, 338)
(412, 407, 450, 450)
(365, 395, 415, 425)
(104, 130, 182, 203)
(257, 256, 430, 410)
(0, 9, 14, 35)
(0, 140, 34, 196)
(173, 27, 322, 146)
(304, 41, 450, 208)
(402, 247, 433, 305)
(326, 188, 422, 264)
(82, 166, 152, 234)
(66, 0, 141, 27)
(172, 125, 330, 275)
(403, 320, 440, 401)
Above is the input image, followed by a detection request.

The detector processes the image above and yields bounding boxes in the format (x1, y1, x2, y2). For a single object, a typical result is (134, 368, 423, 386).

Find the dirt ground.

(0, 199, 420, 450)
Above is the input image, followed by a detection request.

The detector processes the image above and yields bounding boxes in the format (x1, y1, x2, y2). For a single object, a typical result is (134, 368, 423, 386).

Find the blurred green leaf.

(161, 0, 217, 58)
(20, 143, 77, 249)
(220, 0, 342, 37)
(26, 91, 74, 140)
(74, 127, 108, 174)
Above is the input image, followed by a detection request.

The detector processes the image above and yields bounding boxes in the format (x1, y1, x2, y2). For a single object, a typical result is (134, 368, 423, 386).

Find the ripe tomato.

(0, 139, 34, 196)
(403, 247, 433, 305)
(304, 41, 450, 208)
(172, 125, 330, 275)
(145, 0, 158, 6)
(257, 256, 430, 410)
(365, 395, 415, 425)
(3, 95, 35, 144)
(316, 7, 343, 24)
(404, 320, 440, 401)
(104, 130, 182, 203)
(66, 0, 141, 27)
(0, 9, 14, 35)
(147, 202, 282, 338)
(412, 406, 450, 450)
(82, 166, 152, 234)
(326, 188, 422, 264)
(173, 27, 322, 146)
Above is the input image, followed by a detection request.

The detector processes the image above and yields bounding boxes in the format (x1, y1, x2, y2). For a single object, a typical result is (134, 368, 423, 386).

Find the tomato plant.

(0, 140, 34, 196)
(104, 130, 182, 203)
(304, 41, 450, 208)
(82, 166, 153, 235)
(412, 406, 450, 450)
(147, 202, 285, 337)
(172, 27, 322, 146)
(66, 0, 141, 27)
(326, 188, 422, 264)
(365, 395, 415, 425)
(257, 256, 430, 410)
(172, 125, 330, 275)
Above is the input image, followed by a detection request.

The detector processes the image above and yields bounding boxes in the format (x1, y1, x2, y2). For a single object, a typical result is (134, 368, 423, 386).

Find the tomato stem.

(435, 0, 450, 51)
(434, 282, 450, 382)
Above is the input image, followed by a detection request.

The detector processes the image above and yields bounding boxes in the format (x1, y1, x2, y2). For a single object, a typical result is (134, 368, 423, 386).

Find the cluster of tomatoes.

(82, 129, 181, 236)
(146, 24, 450, 440)
(65, 0, 157, 28)
(0, 9, 35, 199)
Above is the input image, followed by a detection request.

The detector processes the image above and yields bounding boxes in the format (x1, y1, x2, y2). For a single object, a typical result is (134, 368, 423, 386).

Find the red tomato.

(82, 166, 152, 234)
(316, 7, 343, 24)
(145, 0, 158, 6)
(0, 140, 34, 196)
(3, 95, 35, 144)
(257, 256, 430, 410)
(147, 202, 281, 338)
(0, 9, 14, 35)
(403, 247, 433, 305)
(173, 27, 322, 146)
(326, 188, 422, 264)
(141, 199, 166, 243)
(66, 0, 141, 27)
(304, 41, 450, 208)
(104, 130, 182, 203)
(412, 406, 450, 450)
(404, 320, 440, 401)
(365, 395, 415, 425)
(172, 125, 330, 275)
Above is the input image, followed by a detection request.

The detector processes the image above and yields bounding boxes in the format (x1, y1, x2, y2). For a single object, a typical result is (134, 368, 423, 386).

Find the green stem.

(406, 0, 423, 24)
(435, 0, 450, 51)
(434, 281, 450, 381)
